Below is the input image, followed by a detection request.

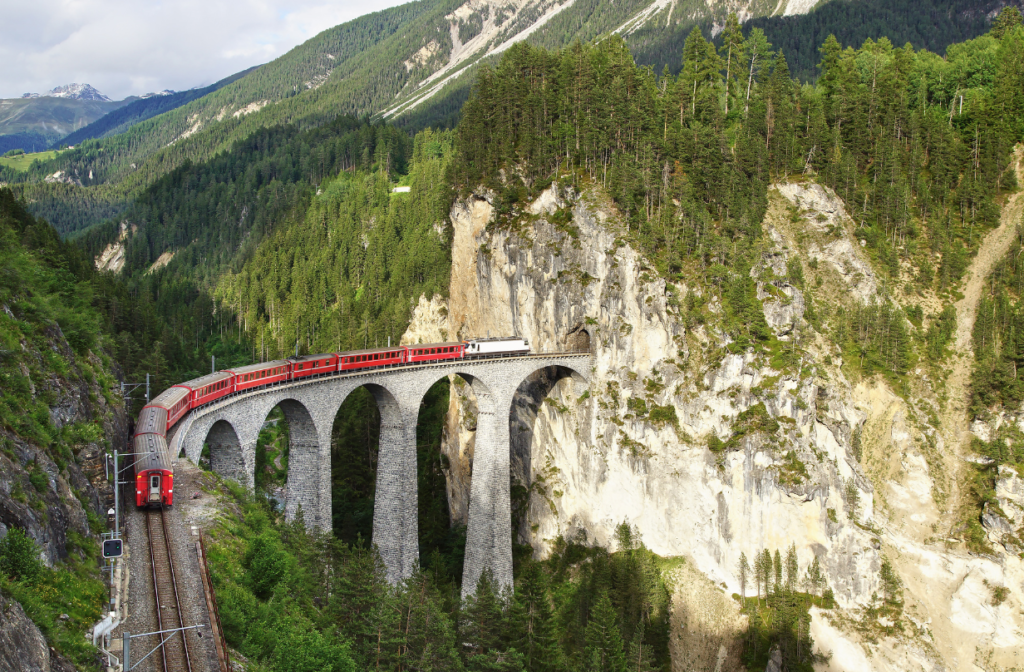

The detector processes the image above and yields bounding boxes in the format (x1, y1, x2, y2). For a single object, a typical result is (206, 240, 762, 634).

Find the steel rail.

(146, 509, 193, 672)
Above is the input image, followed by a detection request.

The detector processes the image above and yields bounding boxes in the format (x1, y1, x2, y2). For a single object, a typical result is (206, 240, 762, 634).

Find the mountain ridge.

(20, 83, 111, 101)
(5, 0, 1013, 237)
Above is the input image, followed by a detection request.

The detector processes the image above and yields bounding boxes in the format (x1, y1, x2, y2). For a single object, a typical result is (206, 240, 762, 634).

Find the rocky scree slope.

(402, 175, 1024, 670)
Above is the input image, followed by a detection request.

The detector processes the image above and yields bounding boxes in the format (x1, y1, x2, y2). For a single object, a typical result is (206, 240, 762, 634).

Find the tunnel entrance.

(566, 325, 591, 353)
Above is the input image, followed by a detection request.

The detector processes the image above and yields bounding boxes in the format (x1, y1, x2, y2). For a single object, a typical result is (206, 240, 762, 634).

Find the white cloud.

(0, 0, 414, 100)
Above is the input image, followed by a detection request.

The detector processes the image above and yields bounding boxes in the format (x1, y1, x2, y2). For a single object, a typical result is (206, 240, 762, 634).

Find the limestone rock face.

(400, 179, 1024, 670)
(415, 183, 880, 606)
(997, 465, 1024, 529)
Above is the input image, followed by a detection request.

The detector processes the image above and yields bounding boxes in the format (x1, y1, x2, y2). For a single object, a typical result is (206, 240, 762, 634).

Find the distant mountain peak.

(47, 84, 111, 101)
(20, 84, 111, 102)
(140, 90, 176, 99)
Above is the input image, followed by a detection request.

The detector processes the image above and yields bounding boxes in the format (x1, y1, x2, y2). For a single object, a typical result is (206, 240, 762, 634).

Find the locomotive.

(132, 337, 530, 508)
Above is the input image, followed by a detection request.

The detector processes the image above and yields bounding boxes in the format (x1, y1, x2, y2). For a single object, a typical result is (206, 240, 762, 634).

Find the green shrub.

(244, 531, 287, 599)
(649, 404, 678, 428)
(29, 470, 48, 493)
(626, 396, 648, 417)
(0, 527, 41, 581)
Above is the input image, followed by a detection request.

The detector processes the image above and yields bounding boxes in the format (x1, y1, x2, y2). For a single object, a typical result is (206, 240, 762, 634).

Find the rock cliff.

(0, 310, 127, 670)
(404, 174, 1024, 670)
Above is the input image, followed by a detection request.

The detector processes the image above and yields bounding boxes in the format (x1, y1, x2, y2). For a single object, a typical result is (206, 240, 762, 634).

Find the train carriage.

(133, 433, 174, 507)
(406, 342, 464, 364)
(289, 353, 339, 380)
(338, 348, 405, 372)
(136, 386, 191, 436)
(227, 360, 290, 392)
(177, 371, 235, 407)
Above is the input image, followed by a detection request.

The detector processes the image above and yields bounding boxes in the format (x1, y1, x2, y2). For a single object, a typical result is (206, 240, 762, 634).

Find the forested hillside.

(739, 0, 1021, 82)
(7, 0, 1016, 238)
(0, 0, 787, 236)
(456, 22, 1021, 299)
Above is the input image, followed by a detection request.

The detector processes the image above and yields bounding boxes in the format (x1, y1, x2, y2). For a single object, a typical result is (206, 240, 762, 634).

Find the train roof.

(148, 385, 189, 409)
(177, 371, 234, 390)
(135, 406, 167, 436)
(342, 346, 408, 356)
(224, 360, 290, 375)
(405, 342, 464, 350)
(466, 336, 529, 343)
(287, 353, 336, 363)
(133, 433, 171, 472)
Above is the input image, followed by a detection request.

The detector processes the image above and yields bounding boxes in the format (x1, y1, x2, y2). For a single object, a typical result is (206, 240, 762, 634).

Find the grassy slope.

(0, 151, 58, 172)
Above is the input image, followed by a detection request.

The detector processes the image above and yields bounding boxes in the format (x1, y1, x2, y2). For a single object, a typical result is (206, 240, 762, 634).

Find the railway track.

(146, 508, 193, 672)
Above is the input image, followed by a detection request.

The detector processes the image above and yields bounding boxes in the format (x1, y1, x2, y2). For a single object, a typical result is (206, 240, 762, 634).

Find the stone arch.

(508, 363, 590, 538)
(206, 419, 246, 486)
(408, 372, 497, 579)
(264, 398, 320, 527)
(321, 380, 416, 583)
(462, 359, 590, 595)
(429, 372, 494, 529)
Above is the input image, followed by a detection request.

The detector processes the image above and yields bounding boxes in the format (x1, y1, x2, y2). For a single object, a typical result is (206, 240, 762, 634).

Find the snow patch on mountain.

(21, 84, 111, 101)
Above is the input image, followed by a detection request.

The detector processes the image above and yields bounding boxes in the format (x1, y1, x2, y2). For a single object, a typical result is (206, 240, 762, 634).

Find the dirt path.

(937, 146, 1024, 519)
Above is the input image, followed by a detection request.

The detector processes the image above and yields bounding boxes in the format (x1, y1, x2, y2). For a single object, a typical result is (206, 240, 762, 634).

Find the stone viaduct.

(166, 354, 590, 593)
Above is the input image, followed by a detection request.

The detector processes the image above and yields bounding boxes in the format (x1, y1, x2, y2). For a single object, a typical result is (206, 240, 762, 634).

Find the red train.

(132, 337, 530, 508)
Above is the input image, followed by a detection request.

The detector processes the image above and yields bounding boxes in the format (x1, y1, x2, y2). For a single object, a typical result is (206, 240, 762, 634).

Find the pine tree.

(992, 7, 1023, 39)
(773, 549, 783, 597)
(784, 544, 799, 594)
(584, 591, 627, 672)
(737, 552, 750, 602)
(511, 564, 562, 672)
(463, 570, 524, 672)
(719, 13, 746, 117)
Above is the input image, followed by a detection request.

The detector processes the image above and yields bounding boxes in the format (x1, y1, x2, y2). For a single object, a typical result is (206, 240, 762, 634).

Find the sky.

(0, 0, 414, 100)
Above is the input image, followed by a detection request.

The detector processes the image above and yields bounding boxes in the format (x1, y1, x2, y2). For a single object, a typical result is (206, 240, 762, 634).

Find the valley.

(2, 2, 1024, 672)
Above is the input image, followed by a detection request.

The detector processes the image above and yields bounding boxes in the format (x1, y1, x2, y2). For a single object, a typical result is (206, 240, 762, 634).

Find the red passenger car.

(289, 353, 339, 380)
(339, 348, 405, 372)
(137, 386, 191, 436)
(226, 360, 290, 392)
(178, 371, 235, 408)
(406, 342, 465, 364)
(133, 433, 173, 507)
